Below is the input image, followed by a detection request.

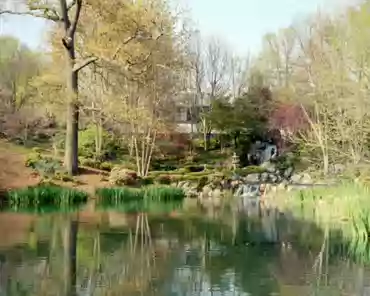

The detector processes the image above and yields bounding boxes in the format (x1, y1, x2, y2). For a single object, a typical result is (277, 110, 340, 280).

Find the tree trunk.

(64, 52, 79, 175)
(63, 219, 78, 296)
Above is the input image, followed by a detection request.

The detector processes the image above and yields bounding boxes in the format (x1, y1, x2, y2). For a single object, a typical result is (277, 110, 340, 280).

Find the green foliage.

(95, 185, 185, 205)
(79, 157, 101, 168)
(109, 166, 138, 186)
(33, 158, 62, 179)
(0, 36, 41, 110)
(99, 161, 114, 171)
(184, 164, 205, 173)
(7, 185, 88, 210)
(141, 176, 154, 185)
(96, 187, 145, 203)
(150, 159, 178, 171)
(279, 181, 370, 244)
(78, 126, 122, 160)
(155, 174, 172, 185)
(234, 166, 266, 176)
(25, 152, 42, 168)
(145, 186, 185, 202)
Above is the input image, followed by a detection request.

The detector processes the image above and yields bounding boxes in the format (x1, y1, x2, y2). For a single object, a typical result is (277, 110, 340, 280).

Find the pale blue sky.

(0, 0, 354, 55)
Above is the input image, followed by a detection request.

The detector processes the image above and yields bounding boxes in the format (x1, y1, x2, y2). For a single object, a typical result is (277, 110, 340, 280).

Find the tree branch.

(67, 0, 82, 39)
(0, 10, 60, 21)
(73, 56, 98, 72)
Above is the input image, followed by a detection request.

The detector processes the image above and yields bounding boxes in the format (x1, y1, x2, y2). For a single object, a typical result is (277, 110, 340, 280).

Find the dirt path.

(0, 142, 40, 190)
(0, 140, 109, 193)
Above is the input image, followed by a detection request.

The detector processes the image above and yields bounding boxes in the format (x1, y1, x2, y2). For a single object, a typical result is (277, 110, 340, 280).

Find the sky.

(0, 0, 355, 55)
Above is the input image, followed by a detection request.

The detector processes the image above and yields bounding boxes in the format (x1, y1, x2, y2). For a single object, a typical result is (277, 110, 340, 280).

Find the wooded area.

(1, 0, 370, 178)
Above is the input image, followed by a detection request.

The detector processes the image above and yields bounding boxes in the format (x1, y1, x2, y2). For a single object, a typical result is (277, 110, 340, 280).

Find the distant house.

(173, 92, 211, 134)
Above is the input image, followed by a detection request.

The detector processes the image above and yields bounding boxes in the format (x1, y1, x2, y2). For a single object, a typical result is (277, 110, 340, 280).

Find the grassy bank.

(269, 181, 370, 242)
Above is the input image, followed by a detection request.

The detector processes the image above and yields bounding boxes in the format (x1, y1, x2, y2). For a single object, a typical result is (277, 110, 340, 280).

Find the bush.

(78, 126, 125, 160)
(53, 171, 74, 182)
(234, 166, 265, 176)
(155, 174, 172, 185)
(33, 157, 62, 179)
(79, 157, 101, 169)
(141, 177, 154, 186)
(109, 166, 138, 186)
(100, 161, 114, 172)
(25, 152, 42, 168)
(184, 164, 205, 173)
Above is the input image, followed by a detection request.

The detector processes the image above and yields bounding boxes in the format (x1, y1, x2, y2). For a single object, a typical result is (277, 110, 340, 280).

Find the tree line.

(1, 0, 369, 176)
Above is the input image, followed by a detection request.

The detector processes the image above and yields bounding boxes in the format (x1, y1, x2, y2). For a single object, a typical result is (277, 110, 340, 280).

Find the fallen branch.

(73, 57, 98, 72)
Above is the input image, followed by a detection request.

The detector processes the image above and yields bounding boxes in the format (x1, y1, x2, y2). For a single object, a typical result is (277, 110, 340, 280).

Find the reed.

(275, 181, 370, 243)
(95, 185, 186, 207)
(7, 185, 88, 209)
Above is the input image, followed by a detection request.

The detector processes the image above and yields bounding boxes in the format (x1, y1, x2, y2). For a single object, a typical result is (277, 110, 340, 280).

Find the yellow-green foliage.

(276, 181, 370, 242)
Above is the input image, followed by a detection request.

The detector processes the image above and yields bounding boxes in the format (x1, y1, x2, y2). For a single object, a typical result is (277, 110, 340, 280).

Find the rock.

(301, 173, 313, 184)
(260, 172, 269, 182)
(290, 174, 302, 183)
(231, 180, 240, 189)
(261, 161, 277, 173)
(269, 174, 278, 183)
(245, 173, 260, 183)
(283, 167, 294, 179)
(185, 187, 198, 198)
(221, 179, 232, 190)
(177, 181, 187, 188)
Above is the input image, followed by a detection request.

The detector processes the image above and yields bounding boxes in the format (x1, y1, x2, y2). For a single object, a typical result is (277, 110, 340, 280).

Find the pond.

(0, 203, 369, 296)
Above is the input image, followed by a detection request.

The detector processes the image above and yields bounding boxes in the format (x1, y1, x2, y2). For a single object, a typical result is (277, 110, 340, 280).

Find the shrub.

(184, 164, 205, 173)
(109, 166, 138, 186)
(25, 152, 42, 168)
(54, 171, 74, 182)
(234, 166, 265, 176)
(141, 177, 154, 186)
(31, 147, 43, 154)
(7, 185, 88, 209)
(78, 126, 125, 160)
(33, 157, 62, 179)
(155, 174, 172, 185)
(100, 161, 114, 172)
(79, 157, 101, 169)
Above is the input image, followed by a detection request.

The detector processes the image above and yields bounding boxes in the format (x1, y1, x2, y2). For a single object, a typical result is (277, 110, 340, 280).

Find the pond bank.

(263, 181, 370, 243)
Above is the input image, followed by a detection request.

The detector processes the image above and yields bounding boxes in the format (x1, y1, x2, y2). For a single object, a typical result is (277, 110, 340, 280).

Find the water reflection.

(0, 205, 369, 295)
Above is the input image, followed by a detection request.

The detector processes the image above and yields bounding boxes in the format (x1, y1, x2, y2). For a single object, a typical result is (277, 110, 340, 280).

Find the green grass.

(274, 181, 370, 243)
(95, 187, 145, 204)
(95, 185, 186, 208)
(6, 185, 88, 210)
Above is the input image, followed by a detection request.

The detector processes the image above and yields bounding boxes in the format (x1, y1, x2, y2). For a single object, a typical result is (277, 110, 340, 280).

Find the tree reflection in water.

(0, 208, 369, 295)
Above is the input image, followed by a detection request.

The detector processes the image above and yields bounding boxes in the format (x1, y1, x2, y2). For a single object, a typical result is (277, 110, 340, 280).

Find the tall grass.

(273, 181, 370, 243)
(95, 185, 186, 211)
(6, 185, 88, 210)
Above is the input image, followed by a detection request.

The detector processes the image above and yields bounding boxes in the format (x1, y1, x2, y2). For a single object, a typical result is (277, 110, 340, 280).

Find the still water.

(0, 203, 369, 296)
